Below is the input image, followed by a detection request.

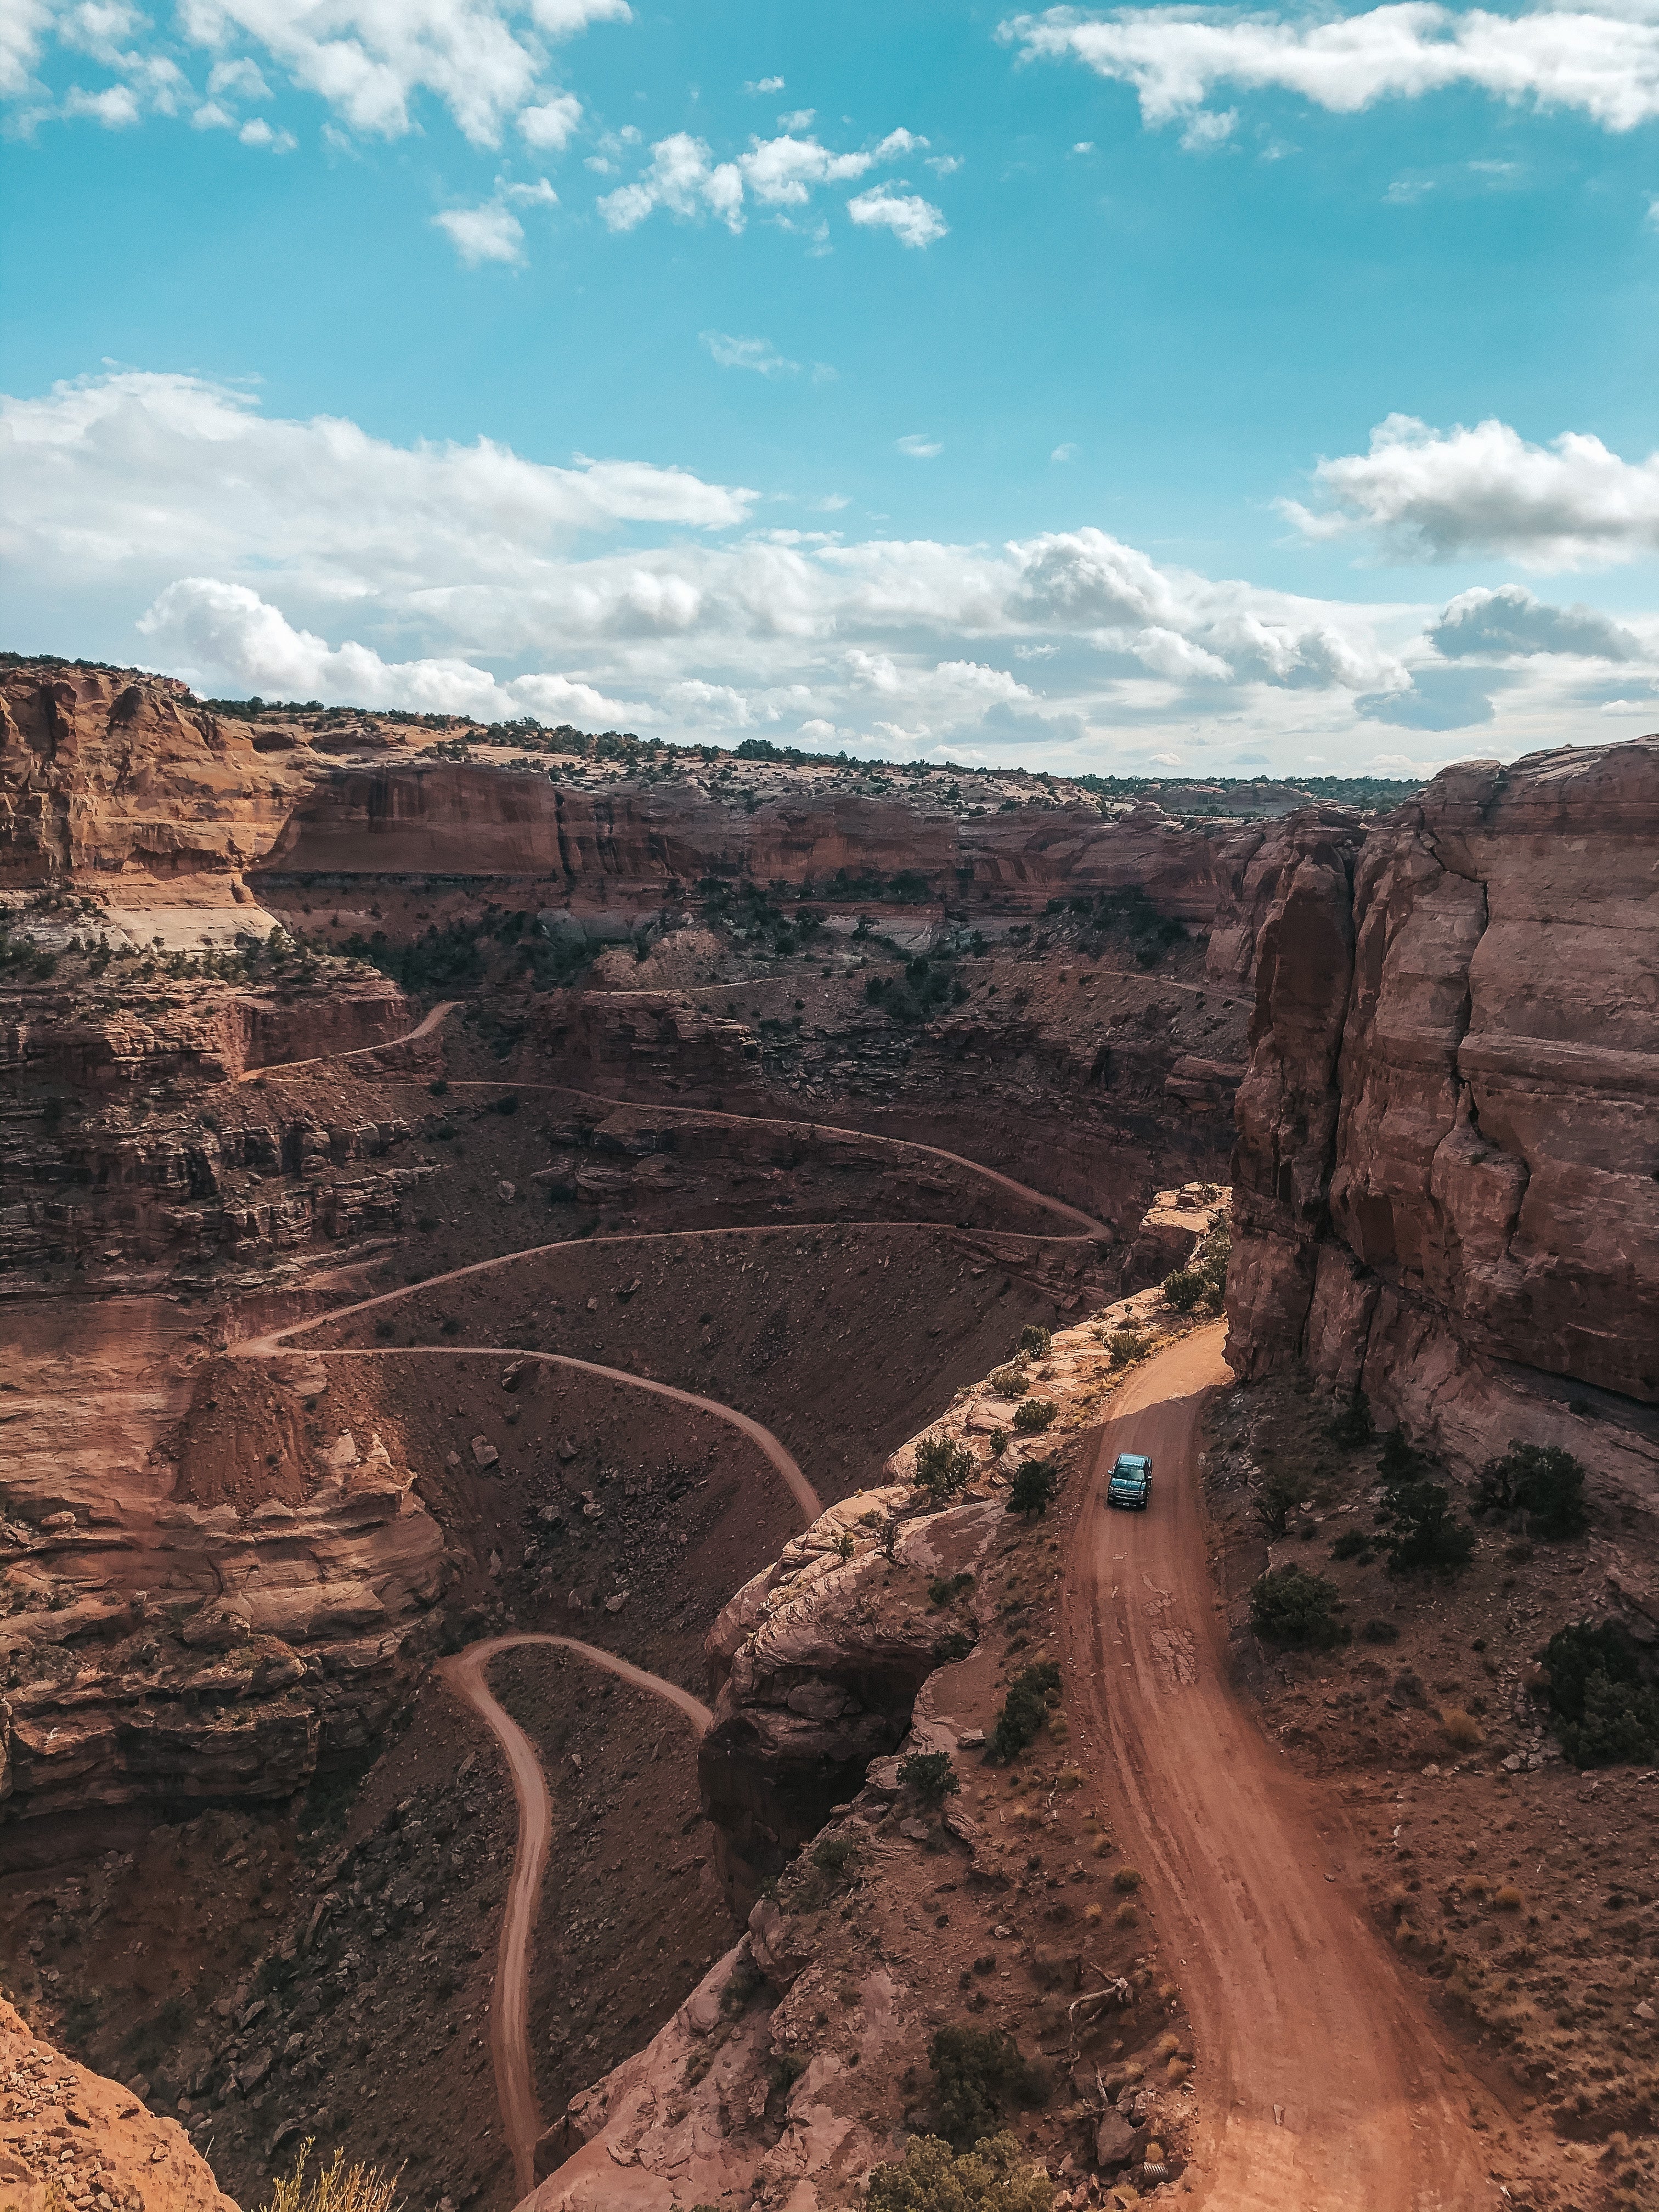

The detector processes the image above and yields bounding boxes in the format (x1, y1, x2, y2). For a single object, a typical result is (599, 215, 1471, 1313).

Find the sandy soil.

(1065, 1327, 1496, 2210)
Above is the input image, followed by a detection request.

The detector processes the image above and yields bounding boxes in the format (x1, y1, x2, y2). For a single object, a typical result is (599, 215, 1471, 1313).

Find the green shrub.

(929, 1572, 974, 1608)
(1327, 1392, 1373, 1448)
(1475, 1442, 1590, 1539)
(1012, 1398, 1056, 1435)
(1017, 1325, 1053, 1357)
(811, 1831, 859, 1875)
(1541, 1620, 1659, 1768)
(933, 1628, 976, 1663)
(927, 2028, 1048, 2149)
(1252, 1468, 1303, 1539)
(1249, 1564, 1348, 1649)
(1162, 1267, 1205, 1313)
(990, 1662, 1061, 1760)
(1359, 1617, 1400, 1643)
(1105, 1328, 1144, 1367)
(1376, 1467, 1475, 1575)
(915, 1431, 977, 1500)
(989, 1363, 1029, 1398)
(899, 1750, 960, 1803)
(866, 2132, 1054, 2212)
(1006, 1458, 1058, 1520)
(1329, 1527, 1373, 1562)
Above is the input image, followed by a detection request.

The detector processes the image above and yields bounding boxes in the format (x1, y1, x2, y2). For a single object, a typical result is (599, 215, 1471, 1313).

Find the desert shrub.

(990, 1662, 1062, 1760)
(1475, 1443, 1589, 1539)
(1541, 1620, 1659, 1768)
(1440, 1707, 1483, 1751)
(1007, 1457, 1058, 1520)
(928, 2028, 1049, 2150)
(933, 1629, 976, 1663)
(1327, 1392, 1373, 1448)
(929, 1572, 974, 1608)
(1329, 1527, 1373, 1562)
(1105, 1328, 1144, 1367)
(1494, 1886, 1524, 1912)
(1161, 1267, 1205, 1314)
(261, 2145, 401, 2212)
(812, 1830, 859, 1875)
(1248, 1564, 1347, 1649)
(1360, 1618, 1401, 1644)
(1252, 1468, 1304, 1539)
(1376, 1465, 1475, 1575)
(1111, 1867, 1142, 1894)
(1012, 1398, 1057, 1434)
(899, 1751, 960, 1803)
(916, 1431, 977, 1500)
(989, 1363, 1030, 1399)
(1114, 1903, 1138, 1928)
(1017, 1325, 1053, 1357)
(866, 2131, 1053, 2212)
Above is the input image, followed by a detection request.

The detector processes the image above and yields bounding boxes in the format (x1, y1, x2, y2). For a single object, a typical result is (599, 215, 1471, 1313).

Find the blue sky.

(3, 0, 1658, 772)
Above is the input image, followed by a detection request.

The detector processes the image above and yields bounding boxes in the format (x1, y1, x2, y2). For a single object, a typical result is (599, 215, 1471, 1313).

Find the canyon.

(0, 657, 1655, 2212)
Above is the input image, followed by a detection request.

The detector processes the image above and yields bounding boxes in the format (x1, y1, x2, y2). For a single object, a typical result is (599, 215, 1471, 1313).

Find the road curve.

(229, 1339, 821, 1521)
(436, 1634, 712, 2194)
(1064, 1327, 1491, 2211)
(238, 996, 461, 1084)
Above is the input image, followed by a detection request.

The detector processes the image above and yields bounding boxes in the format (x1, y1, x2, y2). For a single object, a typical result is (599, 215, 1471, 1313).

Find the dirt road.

(437, 1635, 712, 2196)
(232, 1333, 822, 1520)
(238, 996, 460, 1083)
(1065, 1327, 1492, 2210)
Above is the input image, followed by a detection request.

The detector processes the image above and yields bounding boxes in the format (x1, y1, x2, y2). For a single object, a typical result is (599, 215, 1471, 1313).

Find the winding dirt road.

(437, 1635, 712, 2194)
(1065, 1327, 1491, 2210)
(238, 997, 461, 1083)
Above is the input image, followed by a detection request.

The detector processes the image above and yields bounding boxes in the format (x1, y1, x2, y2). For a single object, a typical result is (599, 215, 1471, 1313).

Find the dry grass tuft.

(1085, 1901, 1103, 1926)
(1440, 1707, 1483, 1751)
(1494, 1884, 1525, 1912)
(263, 2145, 402, 2212)
(1112, 1867, 1142, 1893)
(1114, 1903, 1138, 1929)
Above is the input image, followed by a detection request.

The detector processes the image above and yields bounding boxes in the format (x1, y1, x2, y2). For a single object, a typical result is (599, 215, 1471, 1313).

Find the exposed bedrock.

(1226, 738, 1659, 1500)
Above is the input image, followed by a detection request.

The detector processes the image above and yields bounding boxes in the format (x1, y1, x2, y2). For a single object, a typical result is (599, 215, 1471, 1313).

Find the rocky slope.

(0, 1996, 236, 2212)
(1226, 738, 1659, 1506)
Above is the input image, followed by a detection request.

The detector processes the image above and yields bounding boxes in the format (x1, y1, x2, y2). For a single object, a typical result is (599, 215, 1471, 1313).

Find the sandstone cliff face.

(0, 1998, 237, 2212)
(1226, 739, 1659, 1498)
(0, 664, 312, 892)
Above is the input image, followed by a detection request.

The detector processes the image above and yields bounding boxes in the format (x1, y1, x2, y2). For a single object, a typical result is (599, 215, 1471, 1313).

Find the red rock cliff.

(1225, 739, 1659, 1499)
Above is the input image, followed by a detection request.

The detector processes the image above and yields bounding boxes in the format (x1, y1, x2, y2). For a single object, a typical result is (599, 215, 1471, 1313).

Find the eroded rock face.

(1226, 740, 1659, 1494)
(0, 1999, 238, 2212)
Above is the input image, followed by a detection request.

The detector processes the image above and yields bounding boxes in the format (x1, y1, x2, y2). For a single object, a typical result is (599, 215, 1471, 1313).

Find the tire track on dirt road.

(436, 1635, 712, 2194)
(1065, 1325, 1494, 2210)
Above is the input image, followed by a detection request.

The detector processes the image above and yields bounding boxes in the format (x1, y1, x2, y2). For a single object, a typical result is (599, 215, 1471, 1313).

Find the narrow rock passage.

(1064, 1327, 1492, 2210)
(436, 1635, 712, 2195)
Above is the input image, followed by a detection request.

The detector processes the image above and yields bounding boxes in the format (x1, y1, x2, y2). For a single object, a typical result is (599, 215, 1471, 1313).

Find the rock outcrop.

(1226, 738, 1659, 1499)
(0, 1997, 237, 2212)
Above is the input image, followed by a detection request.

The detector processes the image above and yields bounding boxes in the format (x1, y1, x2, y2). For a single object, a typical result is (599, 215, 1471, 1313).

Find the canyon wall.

(1226, 738, 1659, 1500)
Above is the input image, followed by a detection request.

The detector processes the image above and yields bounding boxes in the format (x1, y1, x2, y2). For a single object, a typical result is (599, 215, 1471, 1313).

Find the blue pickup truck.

(1105, 1452, 1153, 1510)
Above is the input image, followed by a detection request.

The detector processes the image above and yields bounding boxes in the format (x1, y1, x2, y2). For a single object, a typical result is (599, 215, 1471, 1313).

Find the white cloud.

(15, 0, 628, 148)
(192, 97, 234, 125)
(1051, 442, 1079, 462)
(599, 126, 931, 236)
(433, 201, 527, 264)
(701, 331, 798, 375)
(1178, 105, 1235, 149)
(1383, 175, 1432, 202)
(1282, 413, 1659, 567)
(63, 80, 139, 124)
(845, 185, 948, 246)
(238, 114, 295, 148)
(139, 577, 644, 722)
(11, 365, 1655, 771)
(896, 433, 943, 459)
(926, 153, 963, 175)
(1429, 583, 1641, 659)
(744, 75, 784, 94)
(519, 89, 582, 147)
(1001, 2, 1659, 136)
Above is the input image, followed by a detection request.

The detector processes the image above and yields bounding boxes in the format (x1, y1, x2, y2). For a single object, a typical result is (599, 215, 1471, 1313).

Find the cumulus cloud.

(11, 364, 1651, 769)
(11, 0, 623, 149)
(845, 186, 948, 246)
(1001, 3, 1659, 136)
(702, 331, 798, 375)
(1430, 584, 1641, 659)
(599, 126, 934, 237)
(63, 80, 139, 123)
(896, 433, 943, 459)
(433, 201, 528, 264)
(1282, 413, 1659, 567)
(139, 577, 642, 721)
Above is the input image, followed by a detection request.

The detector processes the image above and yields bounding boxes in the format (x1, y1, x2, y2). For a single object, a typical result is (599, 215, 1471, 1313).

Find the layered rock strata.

(1226, 738, 1659, 1499)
